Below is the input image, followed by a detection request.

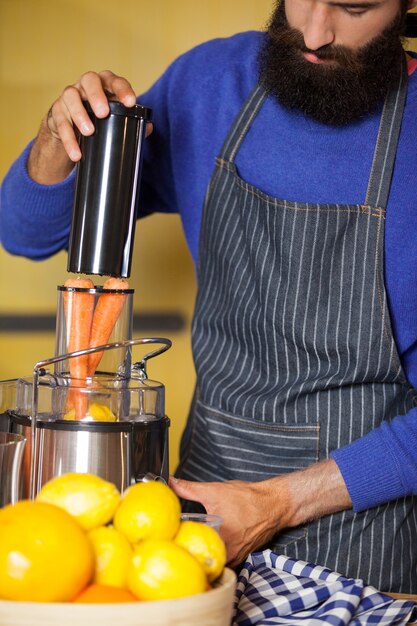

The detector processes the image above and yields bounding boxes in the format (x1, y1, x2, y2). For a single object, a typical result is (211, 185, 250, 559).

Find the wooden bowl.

(0, 568, 237, 626)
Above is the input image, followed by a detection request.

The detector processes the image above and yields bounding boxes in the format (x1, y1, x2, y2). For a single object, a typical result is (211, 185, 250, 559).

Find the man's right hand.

(46, 70, 137, 162)
(28, 70, 146, 185)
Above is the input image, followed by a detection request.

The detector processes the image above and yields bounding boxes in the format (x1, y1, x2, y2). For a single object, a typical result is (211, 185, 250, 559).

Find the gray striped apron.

(177, 59, 417, 593)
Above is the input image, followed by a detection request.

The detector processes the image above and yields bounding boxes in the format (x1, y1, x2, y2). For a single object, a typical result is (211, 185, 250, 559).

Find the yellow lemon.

(88, 525, 132, 588)
(86, 403, 117, 422)
(36, 473, 121, 531)
(0, 501, 94, 602)
(113, 481, 181, 543)
(63, 403, 117, 422)
(174, 521, 226, 582)
(63, 408, 76, 420)
(128, 539, 207, 601)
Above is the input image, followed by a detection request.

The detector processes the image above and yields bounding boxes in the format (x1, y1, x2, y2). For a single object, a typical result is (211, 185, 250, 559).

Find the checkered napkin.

(232, 550, 417, 626)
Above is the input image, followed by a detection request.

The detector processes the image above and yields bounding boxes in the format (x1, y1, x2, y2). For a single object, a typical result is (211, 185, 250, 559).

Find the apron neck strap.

(365, 55, 408, 208)
(219, 85, 267, 163)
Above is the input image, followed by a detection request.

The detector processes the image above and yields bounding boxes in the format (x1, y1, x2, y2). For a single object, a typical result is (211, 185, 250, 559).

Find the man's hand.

(28, 70, 152, 185)
(45, 70, 137, 162)
(170, 476, 290, 567)
(169, 459, 352, 567)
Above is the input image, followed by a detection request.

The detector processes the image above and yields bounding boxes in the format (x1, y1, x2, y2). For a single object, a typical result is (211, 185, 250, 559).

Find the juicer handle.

(32, 337, 172, 373)
(131, 338, 172, 379)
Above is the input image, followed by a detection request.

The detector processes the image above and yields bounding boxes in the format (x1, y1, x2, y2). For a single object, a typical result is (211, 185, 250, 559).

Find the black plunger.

(67, 100, 152, 278)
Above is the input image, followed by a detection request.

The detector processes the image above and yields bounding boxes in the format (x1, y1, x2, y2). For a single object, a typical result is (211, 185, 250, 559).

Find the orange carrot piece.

(87, 278, 129, 377)
(63, 277, 95, 420)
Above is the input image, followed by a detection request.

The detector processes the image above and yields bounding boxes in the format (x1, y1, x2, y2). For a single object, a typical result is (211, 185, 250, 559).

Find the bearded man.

(2, 0, 417, 593)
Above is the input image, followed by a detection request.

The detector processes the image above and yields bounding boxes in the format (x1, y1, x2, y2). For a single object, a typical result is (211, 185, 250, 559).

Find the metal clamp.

(130, 338, 172, 380)
(136, 472, 167, 485)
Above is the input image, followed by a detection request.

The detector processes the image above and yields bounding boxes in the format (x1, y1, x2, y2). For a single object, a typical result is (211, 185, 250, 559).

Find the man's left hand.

(168, 476, 289, 567)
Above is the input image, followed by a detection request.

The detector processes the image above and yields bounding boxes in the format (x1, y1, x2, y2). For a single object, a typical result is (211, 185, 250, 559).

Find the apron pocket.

(179, 398, 319, 547)
(180, 398, 319, 482)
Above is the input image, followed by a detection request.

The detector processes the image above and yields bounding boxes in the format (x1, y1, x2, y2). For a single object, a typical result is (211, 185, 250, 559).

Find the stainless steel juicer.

(0, 336, 172, 498)
(0, 97, 167, 499)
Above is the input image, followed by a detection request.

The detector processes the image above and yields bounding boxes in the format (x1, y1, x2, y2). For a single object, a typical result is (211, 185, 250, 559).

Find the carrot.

(87, 277, 129, 377)
(63, 277, 95, 420)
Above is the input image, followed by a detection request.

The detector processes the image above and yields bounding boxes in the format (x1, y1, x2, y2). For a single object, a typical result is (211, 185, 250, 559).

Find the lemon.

(174, 520, 226, 582)
(63, 408, 76, 421)
(128, 539, 207, 601)
(113, 481, 181, 544)
(63, 403, 117, 422)
(88, 525, 132, 588)
(0, 501, 94, 602)
(36, 473, 121, 531)
(86, 403, 117, 421)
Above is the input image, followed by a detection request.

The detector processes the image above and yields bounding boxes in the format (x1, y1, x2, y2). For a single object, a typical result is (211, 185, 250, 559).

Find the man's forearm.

(277, 458, 352, 529)
(170, 458, 353, 566)
(27, 117, 74, 185)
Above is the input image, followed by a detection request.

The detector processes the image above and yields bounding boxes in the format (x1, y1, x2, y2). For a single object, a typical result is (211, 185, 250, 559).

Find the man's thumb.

(169, 476, 200, 500)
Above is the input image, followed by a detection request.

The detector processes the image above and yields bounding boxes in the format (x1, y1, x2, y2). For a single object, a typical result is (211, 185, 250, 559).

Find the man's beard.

(258, 1, 407, 125)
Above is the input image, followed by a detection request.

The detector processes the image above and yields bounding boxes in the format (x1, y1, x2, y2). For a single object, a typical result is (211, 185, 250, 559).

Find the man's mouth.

(302, 51, 332, 65)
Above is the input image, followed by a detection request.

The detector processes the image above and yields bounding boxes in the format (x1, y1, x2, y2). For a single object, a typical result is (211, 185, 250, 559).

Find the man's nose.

(302, 5, 335, 50)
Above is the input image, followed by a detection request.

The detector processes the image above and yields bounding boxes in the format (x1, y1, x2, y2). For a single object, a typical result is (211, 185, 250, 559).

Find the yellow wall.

(0, 1, 416, 472)
(408, 8, 417, 53)
(0, 0, 274, 471)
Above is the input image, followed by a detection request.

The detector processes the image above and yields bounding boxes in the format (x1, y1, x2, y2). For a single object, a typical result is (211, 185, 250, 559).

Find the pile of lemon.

(0, 474, 226, 604)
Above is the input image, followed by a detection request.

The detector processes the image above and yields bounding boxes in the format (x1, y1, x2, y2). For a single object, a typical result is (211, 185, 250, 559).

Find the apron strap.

(365, 56, 408, 209)
(219, 84, 268, 163)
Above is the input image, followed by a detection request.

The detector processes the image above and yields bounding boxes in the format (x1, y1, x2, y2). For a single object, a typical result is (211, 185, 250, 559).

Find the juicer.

(0, 335, 171, 498)
(0, 98, 176, 498)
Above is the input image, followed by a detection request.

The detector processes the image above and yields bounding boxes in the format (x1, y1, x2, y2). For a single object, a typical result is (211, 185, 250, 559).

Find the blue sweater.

(1, 31, 417, 511)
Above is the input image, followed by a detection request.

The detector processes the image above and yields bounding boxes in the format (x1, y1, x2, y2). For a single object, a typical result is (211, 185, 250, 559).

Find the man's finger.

(60, 86, 95, 136)
(145, 122, 154, 138)
(49, 101, 82, 161)
(169, 476, 207, 502)
(79, 71, 112, 118)
(98, 70, 137, 107)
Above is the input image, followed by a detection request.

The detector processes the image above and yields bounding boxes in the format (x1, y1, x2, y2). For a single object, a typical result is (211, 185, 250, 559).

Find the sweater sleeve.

(330, 406, 417, 511)
(0, 141, 75, 259)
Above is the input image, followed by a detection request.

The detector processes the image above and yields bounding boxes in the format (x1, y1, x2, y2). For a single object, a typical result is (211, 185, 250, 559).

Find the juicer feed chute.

(55, 283, 134, 383)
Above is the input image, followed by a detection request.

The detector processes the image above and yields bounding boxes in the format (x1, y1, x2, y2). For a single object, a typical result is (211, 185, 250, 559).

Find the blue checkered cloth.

(232, 550, 417, 626)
